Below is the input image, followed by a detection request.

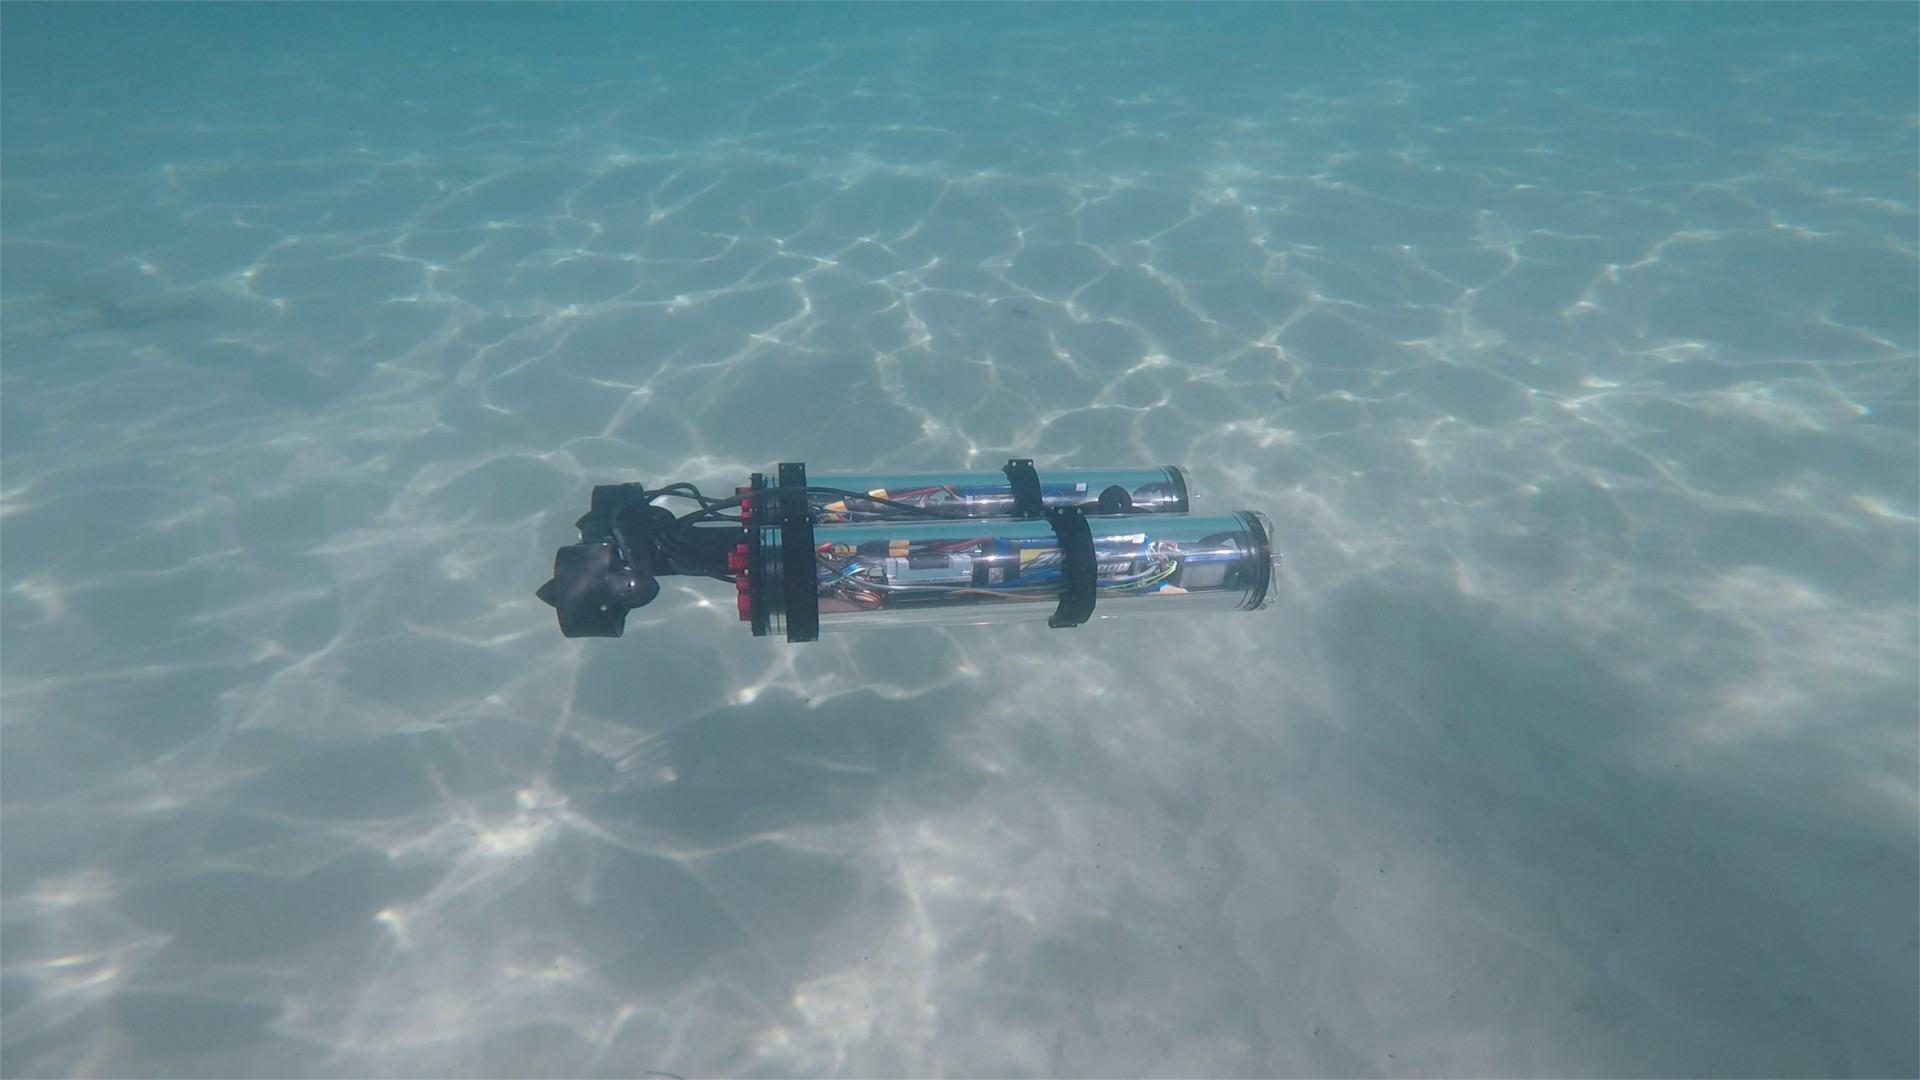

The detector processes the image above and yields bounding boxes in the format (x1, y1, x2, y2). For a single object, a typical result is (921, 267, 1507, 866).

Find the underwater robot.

(537, 460, 1276, 641)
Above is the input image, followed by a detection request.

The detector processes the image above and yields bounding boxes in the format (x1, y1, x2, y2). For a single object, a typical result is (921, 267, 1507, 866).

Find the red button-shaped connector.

(736, 591, 752, 619)
(727, 545, 748, 571)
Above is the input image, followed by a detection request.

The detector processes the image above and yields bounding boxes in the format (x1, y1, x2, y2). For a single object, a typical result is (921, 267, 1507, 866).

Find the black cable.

(677, 494, 749, 527)
(647, 482, 732, 511)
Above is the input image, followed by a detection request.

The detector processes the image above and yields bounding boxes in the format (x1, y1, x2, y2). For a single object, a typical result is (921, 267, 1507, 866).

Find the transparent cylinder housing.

(805, 467, 1188, 521)
(758, 510, 1275, 633)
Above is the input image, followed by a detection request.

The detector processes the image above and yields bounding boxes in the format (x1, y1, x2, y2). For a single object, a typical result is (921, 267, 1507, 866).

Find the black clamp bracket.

(776, 462, 819, 642)
(1003, 458, 1044, 518)
(1045, 506, 1097, 629)
(1006, 458, 1097, 627)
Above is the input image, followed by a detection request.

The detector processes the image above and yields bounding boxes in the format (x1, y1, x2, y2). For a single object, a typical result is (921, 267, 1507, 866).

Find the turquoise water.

(2, 3, 1914, 1076)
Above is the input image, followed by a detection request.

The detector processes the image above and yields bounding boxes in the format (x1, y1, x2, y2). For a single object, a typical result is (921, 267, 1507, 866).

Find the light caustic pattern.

(1, 5, 1914, 1077)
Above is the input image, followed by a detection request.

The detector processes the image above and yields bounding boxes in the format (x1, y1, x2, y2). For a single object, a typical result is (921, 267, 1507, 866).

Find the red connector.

(734, 550, 752, 620)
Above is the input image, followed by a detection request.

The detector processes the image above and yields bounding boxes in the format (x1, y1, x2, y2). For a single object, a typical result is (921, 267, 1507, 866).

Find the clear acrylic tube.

(755, 511, 1275, 634)
(805, 467, 1189, 521)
